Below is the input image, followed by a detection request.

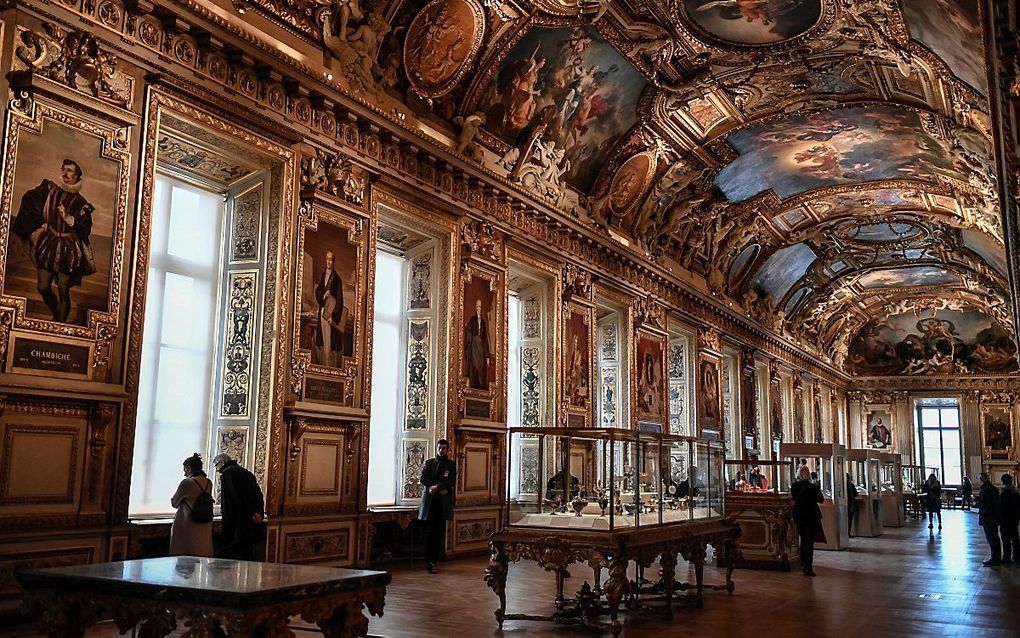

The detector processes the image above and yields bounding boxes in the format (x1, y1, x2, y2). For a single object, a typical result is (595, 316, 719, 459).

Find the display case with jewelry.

(490, 426, 738, 637)
(506, 427, 725, 531)
(779, 442, 849, 551)
(722, 459, 797, 570)
(846, 448, 884, 538)
(878, 451, 904, 527)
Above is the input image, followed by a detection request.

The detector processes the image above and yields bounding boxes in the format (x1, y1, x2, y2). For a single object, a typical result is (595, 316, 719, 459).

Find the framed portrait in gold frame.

(292, 201, 369, 407)
(0, 96, 132, 380)
(459, 264, 504, 423)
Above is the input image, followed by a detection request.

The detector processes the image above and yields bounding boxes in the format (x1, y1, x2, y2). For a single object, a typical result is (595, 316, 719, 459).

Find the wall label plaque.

(8, 334, 92, 379)
(304, 376, 347, 404)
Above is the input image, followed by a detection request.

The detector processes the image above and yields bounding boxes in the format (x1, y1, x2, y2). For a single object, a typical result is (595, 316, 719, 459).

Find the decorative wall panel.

(405, 320, 430, 430)
(409, 252, 432, 310)
(402, 440, 426, 500)
(521, 346, 541, 427)
(230, 183, 262, 262)
(220, 272, 258, 418)
(0, 425, 80, 506)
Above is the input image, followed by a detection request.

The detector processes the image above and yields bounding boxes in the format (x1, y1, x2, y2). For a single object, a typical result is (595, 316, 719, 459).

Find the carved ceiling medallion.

(403, 0, 486, 99)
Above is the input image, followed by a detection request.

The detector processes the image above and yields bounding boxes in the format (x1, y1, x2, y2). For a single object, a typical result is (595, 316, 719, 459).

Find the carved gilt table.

(723, 491, 797, 571)
(484, 518, 740, 637)
(17, 556, 390, 637)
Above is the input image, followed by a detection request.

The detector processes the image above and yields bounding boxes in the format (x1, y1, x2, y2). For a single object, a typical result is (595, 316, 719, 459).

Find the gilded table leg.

(484, 541, 509, 628)
(724, 538, 738, 595)
(29, 592, 103, 638)
(316, 600, 370, 638)
(691, 544, 706, 608)
(604, 555, 628, 638)
(659, 550, 678, 620)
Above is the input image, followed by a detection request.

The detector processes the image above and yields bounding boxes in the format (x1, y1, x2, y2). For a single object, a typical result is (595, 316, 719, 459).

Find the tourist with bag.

(169, 453, 214, 557)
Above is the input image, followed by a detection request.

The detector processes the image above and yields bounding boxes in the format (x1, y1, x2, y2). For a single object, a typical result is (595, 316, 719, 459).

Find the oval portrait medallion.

(682, 0, 823, 45)
(609, 152, 656, 219)
(404, 0, 485, 99)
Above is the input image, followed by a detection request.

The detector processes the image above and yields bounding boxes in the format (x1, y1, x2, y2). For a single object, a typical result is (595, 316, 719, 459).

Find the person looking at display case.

(978, 472, 1001, 566)
(999, 475, 1019, 564)
(924, 473, 943, 532)
(962, 476, 973, 510)
(846, 472, 858, 538)
(792, 465, 823, 577)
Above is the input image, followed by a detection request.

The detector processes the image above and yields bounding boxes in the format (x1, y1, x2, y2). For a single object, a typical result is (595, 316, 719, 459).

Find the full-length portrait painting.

(299, 217, 358, 368)
(683, 0, 822, 45)
(699, 358, 721, 435)
(983, 408, 1013, 452)
(462, 272, 496, 392)
(3, 116, 120, 326)
(636, 335, 665, 419)
(565, 308, 591, 408)
(866, 410, 892, 449)
(477, 25, 646, 193)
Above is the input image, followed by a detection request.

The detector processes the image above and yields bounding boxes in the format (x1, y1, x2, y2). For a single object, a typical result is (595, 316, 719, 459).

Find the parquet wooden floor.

(8, 509, 1020, 637)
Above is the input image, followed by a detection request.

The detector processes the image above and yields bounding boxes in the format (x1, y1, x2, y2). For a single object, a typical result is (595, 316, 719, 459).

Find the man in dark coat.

(12, 158, 96, 323)
(978, 472, 1002, 566)
(792, 465, 824, 576)
(846, 472, 859, 538)
(419, 439, 456, 573)
(313, 250, 344, 367)
(213, 453, 265, 561)
(999, 474, 1020, 564)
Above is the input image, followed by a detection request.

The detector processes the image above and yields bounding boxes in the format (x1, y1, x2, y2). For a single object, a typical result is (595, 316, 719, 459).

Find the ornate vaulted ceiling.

(238, 0, 1014, 376)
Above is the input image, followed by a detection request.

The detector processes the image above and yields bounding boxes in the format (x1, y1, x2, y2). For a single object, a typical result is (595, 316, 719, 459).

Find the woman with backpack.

(170, 453, 214, 557)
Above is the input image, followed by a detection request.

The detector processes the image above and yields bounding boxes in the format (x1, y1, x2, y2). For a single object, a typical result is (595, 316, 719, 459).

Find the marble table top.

(17, 557, 391, 608)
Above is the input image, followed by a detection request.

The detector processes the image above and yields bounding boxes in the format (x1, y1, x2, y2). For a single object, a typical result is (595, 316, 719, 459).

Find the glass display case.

(779, 442, 849, 551)
(723, 459, 797, 570)
(847, 449, 884, 537)
(878, 452, 903, 527)
(724, 460, 792, 494)
(901, 463, 924, 520)
(506, 427, 725, 531)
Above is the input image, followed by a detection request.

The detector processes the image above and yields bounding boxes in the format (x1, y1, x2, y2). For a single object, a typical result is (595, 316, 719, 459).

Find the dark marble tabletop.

(17, 557, 391, 609)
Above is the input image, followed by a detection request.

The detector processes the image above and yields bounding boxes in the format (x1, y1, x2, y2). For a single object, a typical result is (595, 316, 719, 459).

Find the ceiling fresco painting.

(236, 0, 1017, 378)
(846, 222, 924, 243)
(855, 266, 959, 290)
(715, 106, 963, 203)
(477, 25, 646, 193)
(900, 0, 988, 94)
(962, 230, 1008, 277)
(681, 0, 822, 45)
(750, 242, 816, 300)
(847, 310, 1018, 376)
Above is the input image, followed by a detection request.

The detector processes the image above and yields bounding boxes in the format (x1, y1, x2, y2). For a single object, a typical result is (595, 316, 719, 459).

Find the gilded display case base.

(723, 491, 798, 571)
(484, 519, 740, 637)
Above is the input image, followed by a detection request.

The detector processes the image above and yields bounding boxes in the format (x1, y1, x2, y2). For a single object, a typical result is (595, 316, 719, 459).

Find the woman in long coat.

(169, 453, 214, 557)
